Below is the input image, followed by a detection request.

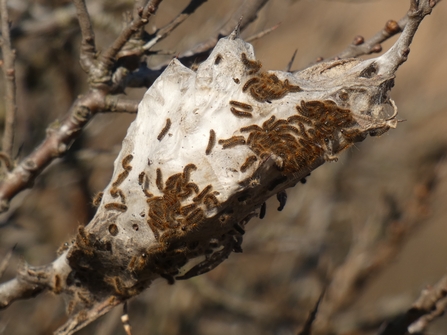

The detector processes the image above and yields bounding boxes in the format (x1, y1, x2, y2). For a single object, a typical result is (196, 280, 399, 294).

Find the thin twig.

(72, 0, 97, 72)
(332, 0, 442, 60)
(379, 275, 447, 335)
(297, 289, 325, 335)
(139, 0, 208, 52)
(286, 49, 298, 72)
(103, 96, 139, 114)
(98, 0, 163, 73)
(245, 22, 280, 43)
(0, 0, 18, 158)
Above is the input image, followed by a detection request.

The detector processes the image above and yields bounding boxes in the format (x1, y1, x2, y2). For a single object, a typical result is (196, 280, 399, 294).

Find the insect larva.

(205, 129, 216, 155)
(240, 124, 262, 133)
(148, 212, 166, 231)
(230, 107, 252, 118)
(185, 208, 204, 224)
(53, 274, 62, 294)
(112, 170, 129, 188)
(185, 182, 199, 194)
(240, 155, 258, 172)
(92, 192, 103, 207)
(193, 185, 212, 203)
(229, 100, 253, 111)
(157, 118, 171, 141)
(178, 188, 193, 199)
(122, 154, 133, 171)
(183, 163, 197, 182)
(108, 223, 118, 236)
(156, 168, 163, 191)
(277, 124, 301, 136)
(214, 54, 223, 65)
(241, 53, 262, 74)
(262, 115, 276, 130)
(165, 173, 182, 191)
(276, 191, 287, 211)
(105, 203, 128, 212)
(147, 219, 160, 241)
(233, 78, 240, 84)
(269, 119, 289, 130)
(110, 187, 126, 204)
(287, 114, 313, 125)
(143, 189, 153, 198)
(242, 77, 260, 92)
(284, 79, 301, 92)
(204, 193, 219, 210)
(138, 172, 145, 185)
(218, 136, 246, 149)
(180, 203, 197, 216)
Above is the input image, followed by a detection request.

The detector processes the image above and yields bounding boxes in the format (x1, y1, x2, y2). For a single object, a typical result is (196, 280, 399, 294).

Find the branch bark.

(0, 0, 18, 159)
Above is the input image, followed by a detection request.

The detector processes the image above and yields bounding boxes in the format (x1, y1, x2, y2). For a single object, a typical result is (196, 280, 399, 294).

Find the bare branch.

(334, 0, 441, 60)
(138, 0, 208, 52)
(0, 0, 18, 158)
(0, 89, 108, 213)
(98, 0, 163, 74)
(72, 0, 97, 72)
(103, 96, 139, 114)
(245, 22, 280, 43)
(378, 275, 447, 335)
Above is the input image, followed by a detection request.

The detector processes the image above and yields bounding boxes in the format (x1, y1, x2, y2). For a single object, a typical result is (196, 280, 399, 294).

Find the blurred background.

(1, 0, 447, 334)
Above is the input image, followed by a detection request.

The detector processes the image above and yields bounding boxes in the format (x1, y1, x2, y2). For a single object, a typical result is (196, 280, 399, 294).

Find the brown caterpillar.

(110, 187, 126, 204)
(242, 77, 260, 92)
(185, 182, 199, 194)
(108, 224, 118, 236)
(105, 203, 128, 212)
(229, 100, 253, 111)
(92, 192, 103, 207)
(122, 154, 133, 171)
(180, 203, 197, 216)
(240, 155, 258, 172)
(218, 136, 246, 149)
(204, 193, 220, 210)
(138, 172, 145, 186)
(156, 168, 163, 191)
(214, 54, 223, 65)
(205, 129, 216, 155)
(241, 52, 262, 74)
(112, 170, 129, 188)
(183, 164, 197, 182)
(157, 118, 171, 141)
(240, 125, 262, 133)
(185, 208, 205, 226)
(164, 173, 182, 192)
(193, 185, 212, 203)
(230, 107, 253, 118)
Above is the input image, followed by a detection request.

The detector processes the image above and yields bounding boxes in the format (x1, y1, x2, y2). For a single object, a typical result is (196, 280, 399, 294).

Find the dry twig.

(0, 0, 18, 158)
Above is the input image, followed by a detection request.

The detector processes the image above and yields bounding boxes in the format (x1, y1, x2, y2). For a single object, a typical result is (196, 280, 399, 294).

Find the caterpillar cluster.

(218, 100, 379, 174)
(144, 165, 221, 248)
(241, 53, 301, 102)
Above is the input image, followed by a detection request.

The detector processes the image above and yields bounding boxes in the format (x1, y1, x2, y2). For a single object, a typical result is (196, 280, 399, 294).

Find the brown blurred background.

(1, 0, 447, 334)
